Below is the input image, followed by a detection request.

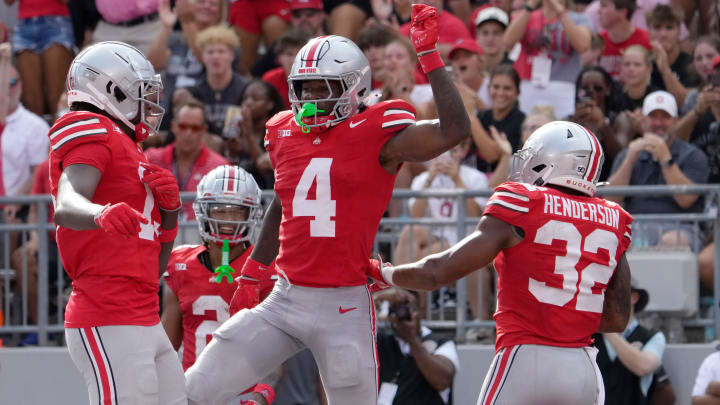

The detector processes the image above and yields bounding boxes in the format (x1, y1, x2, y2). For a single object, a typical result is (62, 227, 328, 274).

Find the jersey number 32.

(530, 220, 619, 313)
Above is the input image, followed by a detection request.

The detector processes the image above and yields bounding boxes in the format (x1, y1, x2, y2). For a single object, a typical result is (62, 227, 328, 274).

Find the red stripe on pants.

(483, 346, 514, 405)
(84, 327, 113, 405)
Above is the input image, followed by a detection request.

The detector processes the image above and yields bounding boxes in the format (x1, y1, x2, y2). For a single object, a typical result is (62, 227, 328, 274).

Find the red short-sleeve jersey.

(163, 244, 273, 370)
(484, 182, 633, 351)
(265, 100, 416, 287)
(49, 111, 165, 328)
(599, 28, 652, 78)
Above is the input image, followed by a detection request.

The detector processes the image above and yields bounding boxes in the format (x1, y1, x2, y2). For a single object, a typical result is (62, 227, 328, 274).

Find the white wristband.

(93, 204, 110, 227)
(381, 266, 396, 286)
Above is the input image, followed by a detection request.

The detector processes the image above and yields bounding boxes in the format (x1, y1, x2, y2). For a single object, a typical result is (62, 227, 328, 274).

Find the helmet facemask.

(509, 145, 547, 186)
(289, 71, 366, 129)
(287, 36, 371, 130)
(135, 74, 165, 141)
(193, 165, 263, 246)
(194, 202, 261, 246)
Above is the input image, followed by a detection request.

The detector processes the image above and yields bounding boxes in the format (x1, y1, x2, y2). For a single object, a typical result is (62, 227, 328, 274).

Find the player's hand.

(230, 257, 270, 314)
(368, 257, 393, 288)
(94, 202, 149, 237)
(409, 4, 439, 55)
(229, 278, 261, 315)
(140, 163, 181, 211)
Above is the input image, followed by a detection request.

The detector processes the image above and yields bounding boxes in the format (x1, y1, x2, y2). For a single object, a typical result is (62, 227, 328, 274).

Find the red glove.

(140, 163, 181, 211)
(368, 257, 393, 290)
(229, 258, 273, 315)
(409, 4, 444, 73)
(94, 203, 148, 237)
(229, 279, 260, 316)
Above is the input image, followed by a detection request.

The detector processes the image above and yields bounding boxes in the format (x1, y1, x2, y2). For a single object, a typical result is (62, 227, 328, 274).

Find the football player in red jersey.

(162, 165, 279, 405)
(50, 42, 187, 405)
(377, 121, 634, 405)
(185, 4, 471, 405)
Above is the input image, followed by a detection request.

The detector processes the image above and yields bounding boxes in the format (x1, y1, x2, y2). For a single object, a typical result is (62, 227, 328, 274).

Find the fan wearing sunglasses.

(145, 98, 229, 222)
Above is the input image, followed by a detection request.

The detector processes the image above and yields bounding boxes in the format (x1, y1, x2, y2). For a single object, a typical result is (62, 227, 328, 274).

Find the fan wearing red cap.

(286, 0, 325, 36)
(448, 38, 492, 109)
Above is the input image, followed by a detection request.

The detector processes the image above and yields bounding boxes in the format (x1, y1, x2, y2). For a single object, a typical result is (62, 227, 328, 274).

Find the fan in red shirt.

(378, 121, 634, 405)
(162, 165, 279, 404)
(50, 42, 186, 405)
(185, 6, 471, 405)
(597, 0, 652, 77)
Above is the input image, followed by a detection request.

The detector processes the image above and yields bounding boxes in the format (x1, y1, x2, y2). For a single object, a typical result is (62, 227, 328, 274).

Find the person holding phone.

(374, 287, 459, 405)
(570, 65, 622, 180)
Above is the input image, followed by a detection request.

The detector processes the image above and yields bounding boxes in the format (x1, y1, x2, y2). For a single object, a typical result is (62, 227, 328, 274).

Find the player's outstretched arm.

(249, 196, 282, 266)
(379, 5, 471, 169)
(161, 285, 183, 351)
(54, 164, 107, 229)
(597, 253, 631, 333)
(385, 215, 519, 291)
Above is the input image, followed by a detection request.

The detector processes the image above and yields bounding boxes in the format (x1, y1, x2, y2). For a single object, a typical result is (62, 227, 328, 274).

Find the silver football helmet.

(288, 35, 371, 128)
(509, 121, 604, 196)
(193, 165, 263, 246)
(66, 41, 164, 142)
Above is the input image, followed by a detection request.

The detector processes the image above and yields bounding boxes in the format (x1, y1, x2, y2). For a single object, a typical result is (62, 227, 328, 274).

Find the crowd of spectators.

(1, 0, 720, 397)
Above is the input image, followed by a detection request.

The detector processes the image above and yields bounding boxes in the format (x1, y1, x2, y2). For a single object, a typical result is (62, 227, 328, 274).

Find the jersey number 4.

(293, 158, 336, 237)
(530, 220, 619, 313)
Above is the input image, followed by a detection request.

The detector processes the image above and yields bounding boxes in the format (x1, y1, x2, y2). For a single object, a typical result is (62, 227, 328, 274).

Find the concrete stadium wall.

(0, 344, 716, 404)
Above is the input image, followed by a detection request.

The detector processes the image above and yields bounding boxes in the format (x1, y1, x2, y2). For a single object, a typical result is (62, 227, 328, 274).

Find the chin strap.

(135, 121, 151, 143)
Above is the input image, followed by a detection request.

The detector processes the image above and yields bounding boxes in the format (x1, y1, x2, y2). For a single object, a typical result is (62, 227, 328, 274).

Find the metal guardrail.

(0, 184, 718, 344)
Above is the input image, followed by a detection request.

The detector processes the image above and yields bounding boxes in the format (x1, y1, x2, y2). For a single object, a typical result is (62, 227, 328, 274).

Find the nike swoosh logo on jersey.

(339, 306, 357, 314)
(349, 119, 367, 128)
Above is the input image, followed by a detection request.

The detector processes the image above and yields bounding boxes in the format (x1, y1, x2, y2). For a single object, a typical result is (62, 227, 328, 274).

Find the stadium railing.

(0, 184, 717, 345)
